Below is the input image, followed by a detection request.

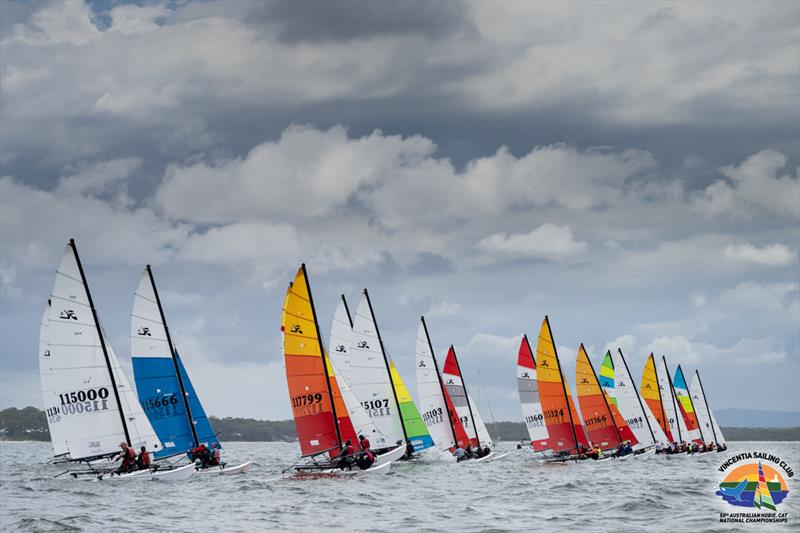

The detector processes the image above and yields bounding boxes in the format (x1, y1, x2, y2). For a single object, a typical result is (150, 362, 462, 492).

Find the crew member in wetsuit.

(189, 443, 213, 468)
(403, 439, 415, 460)
(588, 445, 601, 460)
(113, 441, 137, 475)
(338, 440, 355, 470)
(358, 434, 370, 451)
(209, 442, 221, 466)
(453, 445, 467, 462)
(136, 446, 150, 470)
(356, 448, 376, 470)
(465, 444, 474, 459)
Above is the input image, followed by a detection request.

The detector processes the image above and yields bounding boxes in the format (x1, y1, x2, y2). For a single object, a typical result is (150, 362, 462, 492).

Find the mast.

(677, 364, 704, 442)
(449, 345, 480, 447)
(69, 239, 131, 446)
(583, 343, 621, 443)
(421, 316, 458, 446)
(301, 264, 342, 448)
(146, 265, 199, 448)
(650, 353, 668, 435)
(618, 349, 656, 445)
(341, 294, 353, 328)
(363, 288, 408, 441)
(546, 316, 580, 452)
(695, 370, 718, 446)
(662, 355, 682, 442)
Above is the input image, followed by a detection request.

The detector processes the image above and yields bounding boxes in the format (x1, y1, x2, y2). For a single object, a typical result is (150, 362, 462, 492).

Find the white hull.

(473, 451, 509, 463)
(97, 463, 196, 482)
(196, 461, 252, 475)
(374, 445, 405, 466)
(298, 461, 392, 476)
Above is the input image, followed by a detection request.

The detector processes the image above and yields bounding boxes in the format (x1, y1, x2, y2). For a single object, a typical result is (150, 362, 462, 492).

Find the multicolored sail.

(673, 365, 703, 443)
(690, 369, 725, 447)
(131, 267, 218, 458)
(281, 265, 340, 457)
(753, 461, 777, 511)
(443, 346, 493, 447)
(599, 351, 617, 407)
(575, 344, 622, 450)
(517, 335, 550, 451)
(534, 317, 589, 453)
(659, 355, 688, 443)
(389, 359, 433, 451)
(640, 353, 673, 443)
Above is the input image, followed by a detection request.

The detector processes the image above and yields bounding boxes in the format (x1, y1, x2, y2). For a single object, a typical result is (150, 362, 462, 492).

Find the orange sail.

(281, 265, 341, 457)
(535, 316, 589, 453)
(640, 353, 673, 442)
(575, 344, 621, 450)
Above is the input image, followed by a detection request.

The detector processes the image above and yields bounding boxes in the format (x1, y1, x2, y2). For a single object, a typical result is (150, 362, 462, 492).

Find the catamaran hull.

(196, 461, 252, 475)
(374, 445, 405, 466)
(473, 451, 509, 463)
(83, 463, 196, 482)
(296, 461, 392, 476)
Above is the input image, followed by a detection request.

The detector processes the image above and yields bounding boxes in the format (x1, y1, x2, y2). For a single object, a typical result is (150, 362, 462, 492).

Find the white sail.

(610, 350, 667, 448)
(328, 299, 353, 385)
(690, 370, 725, 446)
(39, 301, 69, 457)
(443, 348, 493, 448)
(130, 270, 171, 361)
(415, 321, 452, 451)
(517, 342, 550, 449)
(326, 299, 387, 448)
(657, 356, 689, 442)
(709, 405, 727, 446)
(348, 294, 405, 446)
(468, 394, 493, 447)
(44, 243, 160, 461)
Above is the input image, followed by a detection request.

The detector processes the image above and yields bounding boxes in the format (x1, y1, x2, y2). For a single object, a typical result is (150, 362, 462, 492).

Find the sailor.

(655, 442, 663, 454)
(358, 434, 370, 451)
(464, 443, 474, 459)
(453, 445, 467, 462)
(189, 443, 213, 468)
(113, 441, 137, 475)
(338, 439, 355, 470)
(356, 448, 376, 470)
(588, 445, 601, 460)
(136, 445, 150, 470)
(209, 442, 221, 466)
(403, 439, 415, 460)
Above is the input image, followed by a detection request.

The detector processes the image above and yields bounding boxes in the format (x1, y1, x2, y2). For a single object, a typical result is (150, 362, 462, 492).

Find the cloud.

(720, 281, 799, 313)
(695, 149, 800, 218)
(643, 335, 787, 366)
(425, 299, 462, 318)
(724, 242, 794, 266)
(604, 334, 637, 357)
(478, 224, 587, 261)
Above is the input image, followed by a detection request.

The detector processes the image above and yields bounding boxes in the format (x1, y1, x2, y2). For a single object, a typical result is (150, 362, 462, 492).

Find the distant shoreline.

(2, 407, 798, 442)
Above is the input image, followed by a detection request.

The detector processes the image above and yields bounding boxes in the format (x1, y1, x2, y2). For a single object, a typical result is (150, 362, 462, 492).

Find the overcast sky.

(1, 1, 798, 422)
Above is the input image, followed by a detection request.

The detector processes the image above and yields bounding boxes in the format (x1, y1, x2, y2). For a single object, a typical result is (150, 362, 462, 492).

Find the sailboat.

(415, 317, 470, 456)
(535, 316, 590, 460)
(640, 353, 674, 444)
(131, 265, 251, 475)
(442, 346, 507, 462)
(689, 369, 726, 450)
(41, 239, 193, 481)
(672, 365, 704, 445)
(281, 264, 391, 475)
(327, 295, 406, 464)
(516, 335, 550, 452)
(658, 355, 690, 446)
(575, 344, 627, 452)
(603, 349, 668, 453)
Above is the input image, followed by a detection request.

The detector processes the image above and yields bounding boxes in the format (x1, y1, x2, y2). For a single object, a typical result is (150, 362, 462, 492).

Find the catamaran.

(690, 369, 727, 451)
(600, 349, 668, 454)
(415, 317, 470, 458)
(672, 365, 704, 445)
(516, 335, 550, 453)
(41, 239, 193, 481)
(575, 344, 636, 455)
(639, 353, 674, 445)
(658, 355, 690, 447)
(131, 265, 251, 475)
(281, 264, 391, 475)
(442, 345, 507, 462)
(535, 316, 590, 462)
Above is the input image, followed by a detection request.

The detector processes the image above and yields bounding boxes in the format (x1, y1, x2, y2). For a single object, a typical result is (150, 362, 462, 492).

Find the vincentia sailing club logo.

(716, 451, 793, 524)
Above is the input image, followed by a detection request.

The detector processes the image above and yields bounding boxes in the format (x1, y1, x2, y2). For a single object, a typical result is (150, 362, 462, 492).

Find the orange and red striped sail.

(281, 265, 341, 457)
(575, 344, 621, 450)
(535, 316, 589, 452)
(640, 353, 673, 442)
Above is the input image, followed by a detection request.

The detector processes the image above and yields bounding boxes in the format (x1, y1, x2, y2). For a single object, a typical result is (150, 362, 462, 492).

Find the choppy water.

(1, 441, 798, 532)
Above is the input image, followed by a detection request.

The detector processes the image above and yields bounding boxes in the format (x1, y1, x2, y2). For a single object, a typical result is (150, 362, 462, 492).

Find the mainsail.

(640, 353, 673, 443)
(349, 290, 407, 447)
(43, 240, 160, 460)
(281, 264, 341, 457)
(415, 317, 468, 450)
(131, 266, 218, 458)
(609, 349, 668, 448)
(534, 316, 589, 453)
(39, 301, 68, 457)
(659, 355, 688, 443)
(690, 369, 725, 446)
(575, 344, 622, 450)
(516, 335, 550, 451)
(673, 365, 703, 443)
(389, 359, 434, 451)
(442, 346, 493, 447)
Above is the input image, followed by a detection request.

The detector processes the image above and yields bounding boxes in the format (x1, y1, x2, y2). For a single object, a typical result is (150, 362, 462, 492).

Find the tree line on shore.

(1, 407, 797, 443)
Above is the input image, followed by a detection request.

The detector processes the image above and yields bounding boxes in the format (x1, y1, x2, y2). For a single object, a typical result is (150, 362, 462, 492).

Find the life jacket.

(365, 450, 375, 462)
(138, 451, 150, 467)
(359, 438, 370, 450)
(343, 445, 354, 456)
(210, 448, 220, 465)
(123, 447, 136, 460)
(190, 445, 207, 457)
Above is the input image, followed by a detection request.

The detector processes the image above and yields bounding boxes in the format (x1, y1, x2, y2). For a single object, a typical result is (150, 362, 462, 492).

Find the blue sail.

(132, 352, 218, 459)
